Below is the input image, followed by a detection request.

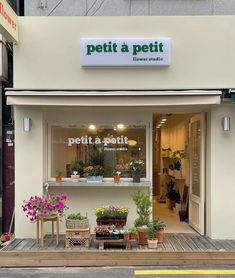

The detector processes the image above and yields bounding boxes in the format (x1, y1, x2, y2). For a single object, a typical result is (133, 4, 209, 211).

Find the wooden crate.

(65, 228, 90, 248)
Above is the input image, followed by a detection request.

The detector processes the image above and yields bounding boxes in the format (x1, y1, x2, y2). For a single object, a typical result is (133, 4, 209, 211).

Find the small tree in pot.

(133, 189, 152, 245)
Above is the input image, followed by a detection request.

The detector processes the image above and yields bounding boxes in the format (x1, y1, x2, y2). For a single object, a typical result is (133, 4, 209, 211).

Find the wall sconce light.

(23, 117, 31, 132)
(222, 116, 230, 131)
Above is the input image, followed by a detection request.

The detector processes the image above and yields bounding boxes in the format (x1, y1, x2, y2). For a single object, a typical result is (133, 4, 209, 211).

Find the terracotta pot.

(137, 226, 148, 245)
(147, 239, 158, 249)
(55, 176, 62, 183)
(129, 233, 136, 240)
(156, 228, 164, 243)
(113, 176, 121, 184)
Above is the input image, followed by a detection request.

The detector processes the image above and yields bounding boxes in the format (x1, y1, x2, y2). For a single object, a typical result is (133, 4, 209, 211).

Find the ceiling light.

(161, 118, 167, 122)
(128, 140, 137, 146)
(89, 124, 96, 130)
(117, 123, 125, 129)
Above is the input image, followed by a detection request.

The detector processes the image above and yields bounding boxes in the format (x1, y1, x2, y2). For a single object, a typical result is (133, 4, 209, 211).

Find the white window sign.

(80, 38, 171, 66)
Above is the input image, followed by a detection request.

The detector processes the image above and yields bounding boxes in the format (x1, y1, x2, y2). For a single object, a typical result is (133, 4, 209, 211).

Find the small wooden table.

(96, 238, 136, 250)
(36, 215, 59, 247)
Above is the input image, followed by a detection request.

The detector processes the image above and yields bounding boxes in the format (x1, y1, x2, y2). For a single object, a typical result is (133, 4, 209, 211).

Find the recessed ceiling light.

(117, 123, 125, 129)
(89, 124, 96, 130)
(161, 118, 167, 122)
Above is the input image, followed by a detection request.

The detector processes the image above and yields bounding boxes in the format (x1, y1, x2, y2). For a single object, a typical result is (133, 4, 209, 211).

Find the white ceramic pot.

(71, 174, 80, 182)
(147, 239, 158, 249)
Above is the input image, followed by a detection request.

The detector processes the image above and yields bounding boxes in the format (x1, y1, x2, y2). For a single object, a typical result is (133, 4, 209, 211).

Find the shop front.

(6, 16, 235, 240)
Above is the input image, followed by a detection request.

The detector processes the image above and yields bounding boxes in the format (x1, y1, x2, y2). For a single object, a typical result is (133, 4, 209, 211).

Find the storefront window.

(50, 124, 146, 179)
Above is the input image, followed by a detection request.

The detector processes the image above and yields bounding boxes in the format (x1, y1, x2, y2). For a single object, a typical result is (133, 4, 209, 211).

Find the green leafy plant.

(125, 227, 138, 235)
(71, 160, 84, 176)
(133, 189, 151, 227)
(147, 222, 157, 240)
(56, 170, 62, 176)
(152, 218, 166, 231)
(67, 212, 87, 221)
(129, 159, 144, 172)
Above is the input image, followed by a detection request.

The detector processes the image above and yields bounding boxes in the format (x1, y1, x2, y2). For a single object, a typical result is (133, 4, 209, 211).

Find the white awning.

(6, 90, 222, 106)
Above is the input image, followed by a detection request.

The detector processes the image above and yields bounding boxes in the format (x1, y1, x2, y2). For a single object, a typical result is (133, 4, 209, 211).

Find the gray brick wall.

(25, 0, 235, 16)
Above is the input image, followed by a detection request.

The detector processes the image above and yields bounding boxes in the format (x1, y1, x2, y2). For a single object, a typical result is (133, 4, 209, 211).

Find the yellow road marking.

(134, 269, 235, 275)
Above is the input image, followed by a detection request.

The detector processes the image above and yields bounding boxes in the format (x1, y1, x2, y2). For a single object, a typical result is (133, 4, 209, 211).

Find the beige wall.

(14, 16, 235, 90)
(207, 104, 235, 239)
(15, 106, 44, 238)
(15, 106, 153, 237)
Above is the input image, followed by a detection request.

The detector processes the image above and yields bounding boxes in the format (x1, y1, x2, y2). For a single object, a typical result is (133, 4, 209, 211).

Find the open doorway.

(152, 113, 205, 234)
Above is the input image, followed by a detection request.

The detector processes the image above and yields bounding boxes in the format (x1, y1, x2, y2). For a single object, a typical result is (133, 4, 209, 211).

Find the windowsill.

(45, 181, 151, 187)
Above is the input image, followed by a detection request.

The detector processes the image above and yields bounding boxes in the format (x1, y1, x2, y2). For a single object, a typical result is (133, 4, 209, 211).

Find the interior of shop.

(152, 113, 198, 234)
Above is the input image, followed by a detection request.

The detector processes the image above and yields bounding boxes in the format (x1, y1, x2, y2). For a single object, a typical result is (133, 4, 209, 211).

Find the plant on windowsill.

(113, 170, 121, 184)
(70, 160, 84, 182)
(55, 170, 62, 183)
(129, 159, 144, 183)
(133, 189, 151, 245)
(83, 165, 105, 183)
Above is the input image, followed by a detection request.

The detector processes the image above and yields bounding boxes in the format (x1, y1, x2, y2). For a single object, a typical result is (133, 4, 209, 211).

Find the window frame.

(47, 121, 150, 182)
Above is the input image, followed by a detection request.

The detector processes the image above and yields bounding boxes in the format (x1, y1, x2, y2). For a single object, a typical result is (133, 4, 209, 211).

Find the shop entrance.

(152, 113, 205, 235)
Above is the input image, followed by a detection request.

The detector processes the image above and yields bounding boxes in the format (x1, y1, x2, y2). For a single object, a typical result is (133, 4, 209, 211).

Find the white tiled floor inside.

(153, 198, 196, 234)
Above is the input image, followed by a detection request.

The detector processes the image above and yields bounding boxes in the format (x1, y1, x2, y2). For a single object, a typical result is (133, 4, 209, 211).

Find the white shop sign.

(80, 38, 171, 66)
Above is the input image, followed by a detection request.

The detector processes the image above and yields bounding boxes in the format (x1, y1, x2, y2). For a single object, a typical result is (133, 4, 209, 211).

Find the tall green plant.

(133, 189, 152, 227)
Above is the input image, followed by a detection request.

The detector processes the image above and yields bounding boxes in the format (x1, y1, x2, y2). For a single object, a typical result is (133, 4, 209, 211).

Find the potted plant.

(133, 189, 151, 245)
(152, 218, 166, 243)
(113, 170, 121, 184)
(66, 212, 89, 229)
(169, 150, 186, 177)
(55, 170, 62, 183)
(70, 160, 83, 182)
(129, 159, 144, 183)
(126, 227, 138, 240)
(83, 165, 104, 183)
(22, 193, 68, 222)
(94, 205, 129, 227)
(147, 222, 158, 249)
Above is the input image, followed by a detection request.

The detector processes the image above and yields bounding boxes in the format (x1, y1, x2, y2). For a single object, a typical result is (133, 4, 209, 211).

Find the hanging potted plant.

(152, 218, 166, 243)
(147, 222, 158, 249)
(129, 159, 144, 183)
(133, 189, 151, 245)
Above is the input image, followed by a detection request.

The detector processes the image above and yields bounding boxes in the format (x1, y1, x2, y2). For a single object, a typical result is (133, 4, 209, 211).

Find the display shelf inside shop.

(45, 181, 151, 187)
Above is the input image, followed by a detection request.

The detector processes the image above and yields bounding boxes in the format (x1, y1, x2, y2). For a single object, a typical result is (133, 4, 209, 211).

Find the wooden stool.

(36, 215, 59, 247)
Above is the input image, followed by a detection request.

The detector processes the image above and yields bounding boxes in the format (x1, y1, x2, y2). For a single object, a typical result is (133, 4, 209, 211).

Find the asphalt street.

(1, 266, 235, 278)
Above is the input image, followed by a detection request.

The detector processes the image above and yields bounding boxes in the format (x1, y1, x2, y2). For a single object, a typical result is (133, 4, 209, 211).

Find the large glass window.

(50, 123, 146, 179)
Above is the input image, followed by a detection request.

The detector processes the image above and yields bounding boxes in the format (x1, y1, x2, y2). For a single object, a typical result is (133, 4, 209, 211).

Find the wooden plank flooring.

(1, 233, 235, 267)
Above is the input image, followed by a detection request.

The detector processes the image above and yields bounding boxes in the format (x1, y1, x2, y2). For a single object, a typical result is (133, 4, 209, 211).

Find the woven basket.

(66, 218, 89, 229)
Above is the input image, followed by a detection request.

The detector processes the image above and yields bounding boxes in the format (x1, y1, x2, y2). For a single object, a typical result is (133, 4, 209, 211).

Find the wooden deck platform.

(0, 233, 235, 267)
